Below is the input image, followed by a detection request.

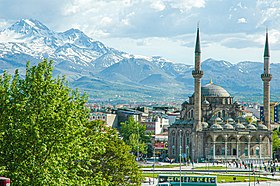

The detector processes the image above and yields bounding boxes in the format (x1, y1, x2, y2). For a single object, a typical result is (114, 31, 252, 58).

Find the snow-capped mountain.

(0, 19, 126, 72)
(1, 19, 280, 103)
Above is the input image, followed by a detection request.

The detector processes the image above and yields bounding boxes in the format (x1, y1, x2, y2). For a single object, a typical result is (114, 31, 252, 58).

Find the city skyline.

(1, 0, 280, 64)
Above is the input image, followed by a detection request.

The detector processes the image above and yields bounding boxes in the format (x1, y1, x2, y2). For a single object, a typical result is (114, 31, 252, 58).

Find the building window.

(256, 147, 260, 156)
(222, 147, 225, 155)
(222, 110, 225, 118)
(244, 148, 248, 156)
(233, 148, 237, 155)
(186, 137, 189, 145)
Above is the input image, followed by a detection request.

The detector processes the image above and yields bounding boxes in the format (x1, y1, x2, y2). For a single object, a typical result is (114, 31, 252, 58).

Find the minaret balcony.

(261, 73, 272, 81)
(192, 70, 204, 78)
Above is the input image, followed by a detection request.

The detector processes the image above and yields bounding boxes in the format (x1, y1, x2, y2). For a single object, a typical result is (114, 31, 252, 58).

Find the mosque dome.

(227, 118, 235, 123)
(210, 123, 223, 130)
(247, 124, 257, 130)
(210, 116, 223, 123)
(201, 121, 209, 129)
(201, 81, 231, 97)
(235, 123, 246, 130)
(223, 123, 234, 130)
(258, 124, 268, 130)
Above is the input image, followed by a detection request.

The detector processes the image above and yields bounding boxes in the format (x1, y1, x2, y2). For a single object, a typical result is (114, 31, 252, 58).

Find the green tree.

(77, 120, 142, 185)
(0, 59, 142, 185)
(245, 116, 253, 124)
(272, 129, 280, 152)
(120, 117, 150, 157)
(0, 60, 88, 185)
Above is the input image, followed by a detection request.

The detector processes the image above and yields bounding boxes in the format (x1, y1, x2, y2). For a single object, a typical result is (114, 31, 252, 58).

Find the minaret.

(192, 25, 204, 131)
(261, 30, 272, 130)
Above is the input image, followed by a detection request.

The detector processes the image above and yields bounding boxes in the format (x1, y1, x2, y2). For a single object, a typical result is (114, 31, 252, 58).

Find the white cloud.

(100, 17, 113, 26)
(237, 2, 248, 9)
(0, 19, 10, 30)
(169, 0, 206, 11)
(237, 18, 247, 24)
(150, 0, 166, 11)
(2, 0, 280, 63)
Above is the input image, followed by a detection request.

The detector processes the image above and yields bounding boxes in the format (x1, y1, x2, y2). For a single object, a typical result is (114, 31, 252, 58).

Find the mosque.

(168, 28, 272, 163)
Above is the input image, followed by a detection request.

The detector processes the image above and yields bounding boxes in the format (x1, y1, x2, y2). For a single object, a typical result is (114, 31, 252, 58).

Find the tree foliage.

(120, 117, 150, 156)
(272, 128, 280, 152)
(0, 59, 142, 185)
(78, 120, 142, 185)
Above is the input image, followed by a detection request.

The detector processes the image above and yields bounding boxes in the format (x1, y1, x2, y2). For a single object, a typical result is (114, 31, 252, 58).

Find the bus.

(157, 174, 217, 186)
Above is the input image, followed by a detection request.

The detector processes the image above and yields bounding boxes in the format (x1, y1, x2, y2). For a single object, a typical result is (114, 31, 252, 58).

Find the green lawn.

(141, 164, 180, 168)
(217, 175, 271, 183)
(193, 166, 226, 170)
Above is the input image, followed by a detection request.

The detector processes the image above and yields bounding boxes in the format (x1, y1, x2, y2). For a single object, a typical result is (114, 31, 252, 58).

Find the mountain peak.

(7, 18, 51, 36)
(63, 28, 88, 38)
(203, 58, 233, 68)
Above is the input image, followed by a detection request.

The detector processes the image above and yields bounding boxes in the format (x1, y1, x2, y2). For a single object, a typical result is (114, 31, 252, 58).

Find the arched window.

(172, 145, 175, 155)
(222, 110, 226, 118)
(222, 147, 225, 155)
(256, 147, 260, 156)
(244, 147, 248, 156)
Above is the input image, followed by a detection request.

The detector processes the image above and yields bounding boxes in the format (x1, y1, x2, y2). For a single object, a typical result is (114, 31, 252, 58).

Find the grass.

(141, 164, 181, 168)
(217, 175, 272, 183)
(193, 166, 226, 170)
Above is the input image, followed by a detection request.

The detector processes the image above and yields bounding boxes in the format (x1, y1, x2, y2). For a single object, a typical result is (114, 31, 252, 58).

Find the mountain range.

(1, 19, 280, 104)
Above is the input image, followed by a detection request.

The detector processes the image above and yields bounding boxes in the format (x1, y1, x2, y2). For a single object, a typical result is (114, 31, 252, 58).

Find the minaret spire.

(191, 23, 204, 162)
(195, 22, 201, 54)
(261, 29, 272, 130)
(264, 28, 270, 57)
(192, 24, 203, 131)
(194, 23, 201, 71)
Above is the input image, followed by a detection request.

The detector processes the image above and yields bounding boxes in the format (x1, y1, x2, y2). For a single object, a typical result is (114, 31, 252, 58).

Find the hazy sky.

(0, 0, 280, 64)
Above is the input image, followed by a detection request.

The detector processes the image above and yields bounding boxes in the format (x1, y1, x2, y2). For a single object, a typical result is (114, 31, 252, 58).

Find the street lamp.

(226, 158, 228, 173)
(186, 145, 189, 166)
(248, 162, 251, 186)
(153, 145, 155, 184)
(180, 129, 182, 186)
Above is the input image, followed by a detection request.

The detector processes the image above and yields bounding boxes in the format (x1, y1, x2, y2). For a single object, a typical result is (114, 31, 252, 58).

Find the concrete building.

(89, 112, 118, 128)
(168, 28, 273, 163)
(143, 114, 169, 135)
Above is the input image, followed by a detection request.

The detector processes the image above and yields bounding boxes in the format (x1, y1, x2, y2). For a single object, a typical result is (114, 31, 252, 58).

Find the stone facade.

(168, 29, 273, 163)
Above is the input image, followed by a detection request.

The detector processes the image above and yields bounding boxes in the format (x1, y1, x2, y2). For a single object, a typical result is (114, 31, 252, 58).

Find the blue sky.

(0, 0, 280, 64)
